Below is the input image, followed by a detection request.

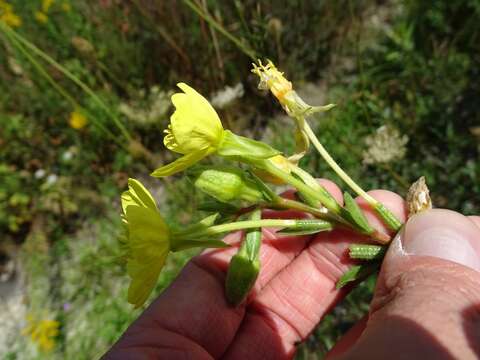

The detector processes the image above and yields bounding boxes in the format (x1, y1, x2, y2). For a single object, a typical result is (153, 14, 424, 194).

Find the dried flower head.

(363, 125, 408, 165)
(406, 176, 432, 216)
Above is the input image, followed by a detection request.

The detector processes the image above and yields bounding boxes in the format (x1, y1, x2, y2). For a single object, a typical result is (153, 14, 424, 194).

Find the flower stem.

(195, 218, 332, 237)
(302, 121, 402, 231)
(261, 160, 343, 214)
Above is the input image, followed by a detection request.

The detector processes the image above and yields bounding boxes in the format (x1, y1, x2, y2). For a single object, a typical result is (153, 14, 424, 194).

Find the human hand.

(104, 180, 480, 359)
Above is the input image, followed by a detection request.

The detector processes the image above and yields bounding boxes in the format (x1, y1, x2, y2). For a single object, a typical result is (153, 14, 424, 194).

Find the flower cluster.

(120, 61, 406, 308)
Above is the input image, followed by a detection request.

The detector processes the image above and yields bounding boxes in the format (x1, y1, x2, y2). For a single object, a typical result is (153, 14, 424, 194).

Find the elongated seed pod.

(225, 209, 261, 306)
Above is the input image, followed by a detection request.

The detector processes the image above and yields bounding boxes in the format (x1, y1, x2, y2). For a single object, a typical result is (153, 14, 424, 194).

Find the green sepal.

(225, 209, 262, 306)
(336, 262, 380, 289)
(278, 219, 333, 236)
(217, 130, 280, 161)
(246, 170, 277, 203)
(343, 192, 374, 234)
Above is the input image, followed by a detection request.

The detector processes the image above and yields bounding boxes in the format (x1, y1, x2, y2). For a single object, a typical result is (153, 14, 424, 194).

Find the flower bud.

(192, 166, 266, 204)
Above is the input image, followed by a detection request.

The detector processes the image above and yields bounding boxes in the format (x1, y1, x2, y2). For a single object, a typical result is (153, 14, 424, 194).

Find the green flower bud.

(192, 166, 266, 204)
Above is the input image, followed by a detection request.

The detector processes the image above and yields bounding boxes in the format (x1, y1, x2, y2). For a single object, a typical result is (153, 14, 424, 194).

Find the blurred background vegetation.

(0, 0, 479, 358)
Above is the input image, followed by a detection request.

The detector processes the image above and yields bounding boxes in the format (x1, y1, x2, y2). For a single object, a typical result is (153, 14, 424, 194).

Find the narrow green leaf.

(344, 192, 374, 234)
(349, 244, 386, 260)
(336, 262, 380, 289)
(278, 219, 333, 236)
(247, 170, 277, 202)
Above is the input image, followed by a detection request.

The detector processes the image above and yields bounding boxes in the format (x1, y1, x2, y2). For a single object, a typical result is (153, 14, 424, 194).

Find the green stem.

(302, 121, 402, 231)
(206, 219, 297, 234)
(1, 24, 132, 142)
(272, 197, 349, 226)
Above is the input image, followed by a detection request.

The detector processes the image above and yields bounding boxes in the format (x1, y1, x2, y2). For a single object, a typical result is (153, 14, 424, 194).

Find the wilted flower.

(69, 110, 87, 130)
(22, 315, 60, 352)
(210, 83, 244, 109)
(362, 125, 409, 165)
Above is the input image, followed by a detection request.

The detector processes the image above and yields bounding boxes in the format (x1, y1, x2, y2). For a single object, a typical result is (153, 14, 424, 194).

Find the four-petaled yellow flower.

(122, 178, 170, 308)
(22, 315, 60, 352)
(152, 83, 225, 177)
(69, 110, 87, 129)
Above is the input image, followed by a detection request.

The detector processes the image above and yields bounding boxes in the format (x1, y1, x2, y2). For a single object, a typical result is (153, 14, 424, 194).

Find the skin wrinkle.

(306, 239, 351, 283)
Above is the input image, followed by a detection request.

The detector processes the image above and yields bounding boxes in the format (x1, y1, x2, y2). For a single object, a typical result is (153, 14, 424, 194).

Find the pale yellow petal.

(150, 148, 211, 177)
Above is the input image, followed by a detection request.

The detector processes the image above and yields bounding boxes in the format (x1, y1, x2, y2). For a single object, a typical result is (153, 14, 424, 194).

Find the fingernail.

(399, 209, 480, 271)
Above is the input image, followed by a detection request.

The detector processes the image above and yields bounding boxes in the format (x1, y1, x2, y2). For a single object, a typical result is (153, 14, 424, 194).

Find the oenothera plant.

(121, 61, 407, 309)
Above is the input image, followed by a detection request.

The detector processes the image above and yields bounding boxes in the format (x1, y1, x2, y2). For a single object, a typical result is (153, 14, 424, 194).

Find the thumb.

(343, 209, 480, 359)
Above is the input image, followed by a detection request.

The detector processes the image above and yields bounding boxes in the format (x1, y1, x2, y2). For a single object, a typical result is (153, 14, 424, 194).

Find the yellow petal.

(121, 178, 158, 214)
(125, 206, 169, 259)
(150, 148, 211, 177)
(167, 83, 223, 154)
(127, 255, 167, 308)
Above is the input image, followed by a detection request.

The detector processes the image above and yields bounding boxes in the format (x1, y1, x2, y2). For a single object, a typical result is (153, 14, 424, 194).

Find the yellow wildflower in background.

(22, 315, 59, 352)
(122, 178, 170, 308)
(34, 11, 48, 24)
(61, 2, 71, 12)
(0, 1, 22, 27)
(152, 83, 225, 177)
(42, 0, 54, 13)
(69, 110, 87, 129)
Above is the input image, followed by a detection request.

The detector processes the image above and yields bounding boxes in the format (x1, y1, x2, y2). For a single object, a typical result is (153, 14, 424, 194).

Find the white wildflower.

(363, 125, 408, 165)
(34, 169, 46, 179)
(119, 86, 171, 126)
(45, 174, 58, 186)
(210, 83, 244, 109)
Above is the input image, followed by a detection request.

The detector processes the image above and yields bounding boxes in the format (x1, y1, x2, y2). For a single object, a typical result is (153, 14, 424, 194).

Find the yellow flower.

(152, 83, 225, 177)
(42, 0, 55, 13)
(61, 1, 71, 12)
(68, 110, 87, 129)
(22, 315, 59, 352)
(34, 11, 48, 24)
(122, 178, 170, 308)
(0, 1, 22, 27)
